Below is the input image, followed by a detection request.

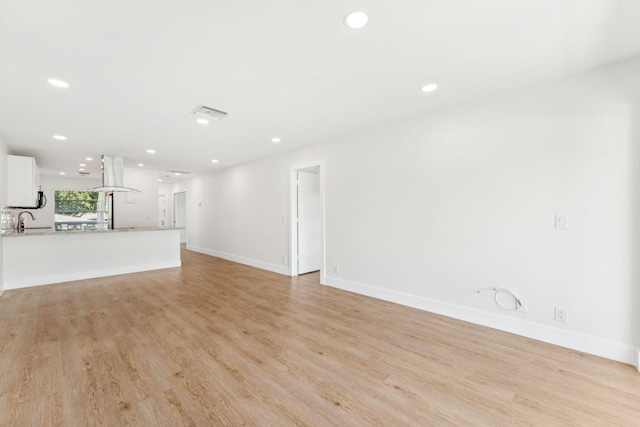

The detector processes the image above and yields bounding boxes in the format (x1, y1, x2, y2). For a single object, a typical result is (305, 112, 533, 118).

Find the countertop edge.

(1, 227, 183, 238)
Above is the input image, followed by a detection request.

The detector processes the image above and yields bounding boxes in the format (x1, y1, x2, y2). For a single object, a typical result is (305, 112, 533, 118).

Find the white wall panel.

(160, 58, 640, 364)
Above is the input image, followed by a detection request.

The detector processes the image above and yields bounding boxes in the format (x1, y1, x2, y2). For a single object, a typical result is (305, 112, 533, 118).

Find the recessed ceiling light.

(79, 168, 85, 172)
(175, 172, 181, 176)
(211, 159, 219, 163)
(146, 149, 156, 154)
(272, 137, 281, 143)
(138, 163, 144, 167)
(60, 171, 66, 175)
(197, 118, 209, 125)
(53, 135, 67, 140)
(158, 179, 162, 182)
(79, 163, 86, 167)
(344, 11, 369, 29)
(86, 157, 93, 161)
(48, 78, 69, 88)
(421, 83, 438, 93)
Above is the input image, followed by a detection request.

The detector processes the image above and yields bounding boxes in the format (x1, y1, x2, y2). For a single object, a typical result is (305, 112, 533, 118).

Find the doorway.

(173, 191, 187, 243)
(290, 161, 325, 284)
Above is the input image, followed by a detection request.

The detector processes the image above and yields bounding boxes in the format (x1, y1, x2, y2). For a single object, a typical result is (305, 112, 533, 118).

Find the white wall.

(175, 57, 640, 366)
(159, 182, 173, 227)
(0, 136, 7, 206)
(173, 155, 293, 273)
(0, 135, 7, 293)
(113, 168, 159, 228)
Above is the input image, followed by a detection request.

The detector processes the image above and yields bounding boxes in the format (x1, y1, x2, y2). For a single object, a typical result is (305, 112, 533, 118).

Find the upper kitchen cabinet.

(7, 155, 41, 208)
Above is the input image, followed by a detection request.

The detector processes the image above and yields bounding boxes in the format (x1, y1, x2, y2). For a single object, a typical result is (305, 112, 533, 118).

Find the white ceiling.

(2, 0, 640, 182)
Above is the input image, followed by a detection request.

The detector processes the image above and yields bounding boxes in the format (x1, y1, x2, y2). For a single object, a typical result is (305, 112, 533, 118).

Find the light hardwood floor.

(1, 247, 639, 426)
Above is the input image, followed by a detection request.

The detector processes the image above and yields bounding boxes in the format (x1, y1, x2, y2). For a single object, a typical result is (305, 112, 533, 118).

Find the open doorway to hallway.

(290, 161, 325, 284)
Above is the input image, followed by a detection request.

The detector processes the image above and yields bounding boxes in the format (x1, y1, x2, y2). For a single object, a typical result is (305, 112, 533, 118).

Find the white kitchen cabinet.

(7, 155, 40, 208)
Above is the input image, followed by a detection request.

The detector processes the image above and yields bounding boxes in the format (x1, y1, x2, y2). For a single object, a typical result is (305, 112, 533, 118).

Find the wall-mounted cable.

(477, 287, 522, 311)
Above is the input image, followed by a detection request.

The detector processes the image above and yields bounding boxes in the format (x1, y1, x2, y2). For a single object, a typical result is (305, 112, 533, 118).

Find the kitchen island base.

(2, 228, 181, 290)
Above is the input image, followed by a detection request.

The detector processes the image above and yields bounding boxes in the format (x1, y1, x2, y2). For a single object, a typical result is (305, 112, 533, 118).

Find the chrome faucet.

(17, 211, 36, 231)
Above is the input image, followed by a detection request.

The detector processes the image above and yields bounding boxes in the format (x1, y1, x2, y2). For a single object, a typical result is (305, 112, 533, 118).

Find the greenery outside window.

(54, 190, 109, 231)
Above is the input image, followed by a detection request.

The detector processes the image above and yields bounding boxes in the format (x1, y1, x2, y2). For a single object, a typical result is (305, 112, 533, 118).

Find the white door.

(173, 191, 187, 243)
(158, 195, 167, 227)
(297, 170, 321, 274)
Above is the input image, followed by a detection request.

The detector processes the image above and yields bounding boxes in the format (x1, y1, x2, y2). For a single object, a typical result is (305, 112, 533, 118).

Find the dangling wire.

(477, 287, 522, 310)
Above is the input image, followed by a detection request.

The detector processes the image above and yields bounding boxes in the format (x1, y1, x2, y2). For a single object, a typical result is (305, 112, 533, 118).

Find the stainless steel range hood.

(88, 155, 140, 193)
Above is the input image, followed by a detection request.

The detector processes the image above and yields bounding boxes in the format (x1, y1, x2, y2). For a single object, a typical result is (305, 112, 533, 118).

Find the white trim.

(188, 245, 289, 276)
(289, 169, 298, 277)
(325, 275, 638, 366)
(289, 160, 326, 284)
(4, 260, 181, 290)
(172, 190, 188, 244)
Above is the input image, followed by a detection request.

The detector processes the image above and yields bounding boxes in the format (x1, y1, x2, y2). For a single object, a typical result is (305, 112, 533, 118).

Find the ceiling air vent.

(191, 105, 228, 121)
(78, 171, 90, 177)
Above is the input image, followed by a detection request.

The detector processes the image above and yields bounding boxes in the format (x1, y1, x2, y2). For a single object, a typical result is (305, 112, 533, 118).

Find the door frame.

(289, 160, 326, 284)
(173, 190, 187, 245)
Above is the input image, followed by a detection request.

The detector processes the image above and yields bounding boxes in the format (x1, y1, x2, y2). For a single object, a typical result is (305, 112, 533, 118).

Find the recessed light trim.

(344, 11, 369, 29)
(53, 135, 67, 140)
(48, 78, 69, 88)
(197, 118, 209, 125)
(421, 83, 438, 93)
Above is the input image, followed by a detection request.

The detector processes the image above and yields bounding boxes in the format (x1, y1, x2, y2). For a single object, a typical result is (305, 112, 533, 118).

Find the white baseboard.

(188, 245, 289, 276)
(4, 260, 182, 290)
(325, 275, 639, 367)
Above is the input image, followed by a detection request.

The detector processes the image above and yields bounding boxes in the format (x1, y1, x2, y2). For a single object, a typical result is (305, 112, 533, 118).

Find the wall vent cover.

(191, 105, 228, 121)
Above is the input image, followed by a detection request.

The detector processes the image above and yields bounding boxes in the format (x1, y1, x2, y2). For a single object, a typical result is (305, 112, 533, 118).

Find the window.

(54, 190, 109, 231)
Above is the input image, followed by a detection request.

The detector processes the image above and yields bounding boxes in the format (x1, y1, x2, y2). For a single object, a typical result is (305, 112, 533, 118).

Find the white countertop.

(1, 227, 181, 237)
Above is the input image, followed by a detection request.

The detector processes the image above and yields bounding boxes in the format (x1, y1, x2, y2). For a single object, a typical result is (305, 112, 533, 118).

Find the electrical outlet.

(333, 265, 340, 274)
(555, 215, 568, 229)
(517, 300, 528, 313)
(282, 255, 287, 264)
(555, 307, 568, 323)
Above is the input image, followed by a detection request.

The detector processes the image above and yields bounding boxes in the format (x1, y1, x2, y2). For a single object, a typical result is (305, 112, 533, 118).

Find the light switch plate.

(555, 215, 568, 229)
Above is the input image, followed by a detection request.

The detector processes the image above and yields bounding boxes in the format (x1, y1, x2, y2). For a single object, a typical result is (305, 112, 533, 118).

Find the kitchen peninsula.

(2, 227, 181, 289)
